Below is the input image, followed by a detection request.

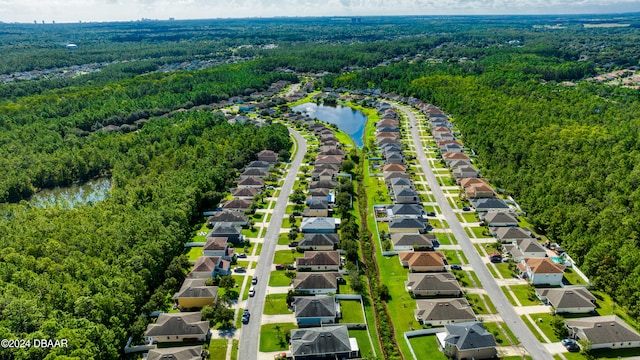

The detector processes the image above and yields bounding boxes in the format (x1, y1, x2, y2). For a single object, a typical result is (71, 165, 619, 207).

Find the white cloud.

(0, 0, 637, 22)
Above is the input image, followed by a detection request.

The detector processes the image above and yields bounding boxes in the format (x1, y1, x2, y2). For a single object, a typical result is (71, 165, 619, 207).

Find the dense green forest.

(2, 13, 640, 359)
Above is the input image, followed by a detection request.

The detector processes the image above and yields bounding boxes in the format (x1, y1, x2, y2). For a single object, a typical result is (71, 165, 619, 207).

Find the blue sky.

(0, 0, 638, 23)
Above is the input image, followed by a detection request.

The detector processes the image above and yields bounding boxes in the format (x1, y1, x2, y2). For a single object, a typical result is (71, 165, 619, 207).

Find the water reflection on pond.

(292, 102, 366, 147)
(29, 178, 111, 208)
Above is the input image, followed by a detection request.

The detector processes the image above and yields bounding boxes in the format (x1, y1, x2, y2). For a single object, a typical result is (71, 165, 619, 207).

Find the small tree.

(551, 315, 568, 339)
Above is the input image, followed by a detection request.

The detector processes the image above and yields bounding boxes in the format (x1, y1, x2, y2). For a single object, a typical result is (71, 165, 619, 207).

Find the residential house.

(189, 256, 231, 278)
(389, 218, 426, 234)
(290, 326, 359, 360)
(518, 258, 565, 286)
(231, 187, 261, 200)
(458, 178, 488, 188)
(393, 187, 420, 204)
(240, 168, 270, 179)
(237, 176, 265, 189)
(318, 148, 346, 157)
(465, 182, 495, 199)
(536, 287, 596, 314)
(383, 172, 411, 183)
(392, 233, 435, 251)
(405, 272, 462, 297)
(146, 346, 204, 360)
(208, 222, 243, 244)
(505, 238, 547, 261)
(439, 322, 497, 360)
(389, 177, 414, 190)
(470, 198, 511, 213)
(415, 298, 476, 326)
(257, 149, 278, 163)
(309, 180, 338, 190)
(385, 152, 406, 165)
(299, 233, 340, 251)
(453, 165, 480, 179)
(301, 217, 338, 233)
(493, 227, 532, 243)
(246, 160, 272, 170)
(292, 272, 340, 294)
(399, 251, 447, 272)
(315, 155, 343, 166)
(481, 212, 518, 227)
(440, 143, 463, 153)
(387, 204, 424, 219)
(448, 159, 473, 170)
(381, 164, 407, 173)
(565, 316, 640, 350)
(206, 211, 249, 228)
(376, 132, 400, 140)
(202, 236, 234, 260)
(309, 188, 331, 198)
(173, 278, 218, 309)
(144, 312, 210, 344)
(220, 199, 253, 213)
(438, 152, 471, 165)
(293, 295, 339, 327)
(377, 137, 401, 146)
(296, 251, 341, 272)
(303, 197, 330, 217)
(377, 126, 400, 133)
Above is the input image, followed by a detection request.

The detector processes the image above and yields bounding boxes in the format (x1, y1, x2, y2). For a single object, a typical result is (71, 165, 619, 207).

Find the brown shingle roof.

(524, 258, 565, 274)
(297, 251, 340, 266)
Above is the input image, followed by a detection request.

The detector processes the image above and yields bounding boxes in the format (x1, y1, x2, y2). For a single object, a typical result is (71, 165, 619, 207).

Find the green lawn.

(563, 267, 587, 286)
(474, 243, 488, 257)
(265, 213, 272, 222)
(242, 227, 260, 238)
(230, 339, 238, 360)
(278, 233, 291, 245)
(252, 212, 265, 222)
(470, 226, 489, 238)
(407, 335, 448, 360)
(494, 262, 517, 279)
(510, 284, 542, 306)
(530, 312, 562, 343)
(208, 339, 228, 360)
(468, 271, 482, 289)
(348, 330, 376, 359)
(259, 323, 297, 352)
(269, 270, 294, 287)
(273, 249, 303, 265)
(187, 246, 203, 261)
(520, 315, 546, 342)
(376, 255, 419, 331)
(285, 205, 294, 214)
(235, 260, 255, 270)
(502, 286, 518, 306)
(377, 221, 389, 235)
(483, 321, 513, 345)
(441, 250, 464, 265)
(465, 293, 496, 315)
(264, 294, 291, 315)
(461, 212, 478, 222)
(340, 300, 365, 324)
(453, 269, 473, 288)
(434, 232, 453, 246)
(487, 264, 499, 278)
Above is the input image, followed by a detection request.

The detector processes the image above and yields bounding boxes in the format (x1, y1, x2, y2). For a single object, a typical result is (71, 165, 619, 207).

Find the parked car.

(462, 206, 471, 211)
(237, 253, 247, 259)
(292, 211, 301, 216)
(243, 309, 250, 317)
(490, 257, 502, 263)
(249, 286, 256, 297)
(252, 276, 258, 285)
(234, 266, 246, 273)
(426, 212, 436, 217)
(563, 339, 579, 352)
(242, 313, 250, 324)
(288, 242, 299, 248)
(450, 265, 463, 270)
(275, 264, 285, 270)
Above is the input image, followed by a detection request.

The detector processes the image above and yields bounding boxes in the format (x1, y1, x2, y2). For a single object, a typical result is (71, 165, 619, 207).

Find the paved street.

(238, 128, 307, 360)
(398, 104, 554, 360)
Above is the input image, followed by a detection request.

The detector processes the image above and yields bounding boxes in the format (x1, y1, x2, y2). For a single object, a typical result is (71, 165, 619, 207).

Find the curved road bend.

(397, 104, 554, 360)
(238, 128, 307, 360)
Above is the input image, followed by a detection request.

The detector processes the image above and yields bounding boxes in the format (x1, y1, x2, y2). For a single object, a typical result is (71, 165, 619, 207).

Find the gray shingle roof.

(290, 326, 351, 357)
(300, 233, 340, 247)
(405, 273, 462, 293)
(444, 321, 496, 350)
(294, 295, 337, 319)
(146, 346, 203, 360)
(566, 316, 640, 345)
(471, 198, 510, 210)
(293, 272, 339, 291)
(415, 298, 476, 323)
(392, 233, 435, 248)
(301, 217, 336, 231)
(495, 227, 531, 240)
(173, 278, 218, 300)
(482, 212, 518, 225)
(144, 312, 209, 338)
(536, 288, 596, 310)
(389, 218, 425, 229)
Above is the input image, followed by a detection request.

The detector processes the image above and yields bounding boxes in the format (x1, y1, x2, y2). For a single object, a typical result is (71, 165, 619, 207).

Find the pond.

(29, 178, 112, 208)
(292, 102, 367, 147)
